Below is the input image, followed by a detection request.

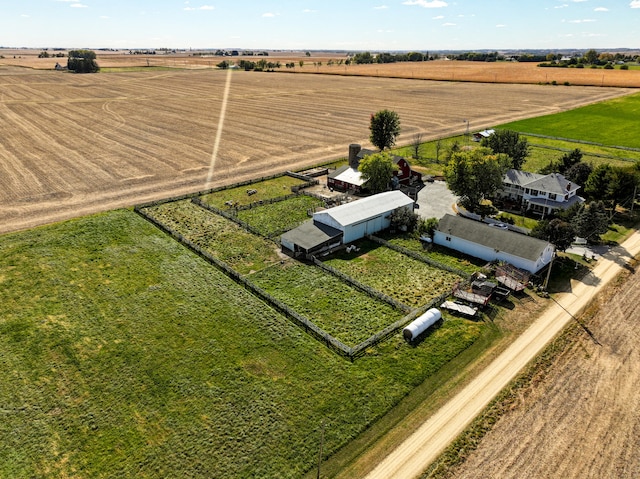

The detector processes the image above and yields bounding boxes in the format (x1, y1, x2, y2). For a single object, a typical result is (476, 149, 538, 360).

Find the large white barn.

(434, 214, 554, 274)
(281, 191, 414, 257)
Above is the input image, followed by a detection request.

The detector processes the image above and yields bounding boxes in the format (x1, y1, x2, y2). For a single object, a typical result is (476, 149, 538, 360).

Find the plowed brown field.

(452, 258, 640, 479)
(0, 66, 635, 234)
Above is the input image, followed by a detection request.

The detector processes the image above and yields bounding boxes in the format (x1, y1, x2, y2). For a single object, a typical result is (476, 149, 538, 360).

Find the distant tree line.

(349, 51, 437, 64)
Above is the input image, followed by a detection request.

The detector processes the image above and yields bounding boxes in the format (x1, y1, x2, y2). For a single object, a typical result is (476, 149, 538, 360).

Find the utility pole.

(463, 119, 470, 144)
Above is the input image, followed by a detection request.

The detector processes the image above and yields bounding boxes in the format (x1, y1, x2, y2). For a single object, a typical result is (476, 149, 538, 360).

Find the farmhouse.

(281, 190, 415, 258)
(497, 169, 584, 217)
(434, 214, 555, 274)
(327, 144, 422, 193)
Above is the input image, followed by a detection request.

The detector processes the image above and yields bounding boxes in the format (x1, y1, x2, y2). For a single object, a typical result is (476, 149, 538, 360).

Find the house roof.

(280, 220, 342, 251)
(316, 191, 414, 228)
(526, 172, 578, 195)
(504, 169, 545, 187)
(436, 214, 553, 263)
(528, 193, 585, 209)
(504, 169, 580, 194)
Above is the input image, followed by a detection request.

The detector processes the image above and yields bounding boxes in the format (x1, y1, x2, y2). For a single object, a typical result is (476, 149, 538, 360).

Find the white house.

(498, 169, 584, 217)
(281, 191, 415, 257)
(434, 214, 554, 274)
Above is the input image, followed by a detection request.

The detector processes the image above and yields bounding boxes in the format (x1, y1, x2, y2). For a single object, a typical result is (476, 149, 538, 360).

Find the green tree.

(584, 163, 613, 201)
(584, 49, 599, 65)
(358, 152, 398, 194)
(389, 207, 419, 232)
(444, 147, 510, 212)
(480, 129, 529, 170)
(565, 162, 593, 188)
(608, 166, 639, 211)
(572, 201, 610, 241)
(67, 49, 99, 73)
(369, 109, 401, 151)
(531, 218, 576, 251)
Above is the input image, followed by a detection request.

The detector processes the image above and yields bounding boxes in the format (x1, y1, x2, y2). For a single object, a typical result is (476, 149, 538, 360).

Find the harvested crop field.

(0, 66, 635, 234)
(451, 268, 640, 479)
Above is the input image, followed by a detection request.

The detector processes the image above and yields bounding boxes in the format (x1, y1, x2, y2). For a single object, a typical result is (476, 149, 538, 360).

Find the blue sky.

(2, 0, 639, 51)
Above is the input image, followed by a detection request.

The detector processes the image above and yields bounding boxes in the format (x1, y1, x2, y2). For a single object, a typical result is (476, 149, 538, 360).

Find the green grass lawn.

(141, 200, 281, 275)
(250, 261, 406, 346)
(236, 195, 324, 237)
(498, 92, 640, 148)
(200, 175, 307, 209)
(0, 210, 486, 478)
(324, 240, 462, 308)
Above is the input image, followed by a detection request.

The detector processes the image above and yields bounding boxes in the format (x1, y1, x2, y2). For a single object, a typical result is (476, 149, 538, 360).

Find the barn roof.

(317, 191, 414, 228)
(327, 165, 366, 186)
(436, 214, 552, 263)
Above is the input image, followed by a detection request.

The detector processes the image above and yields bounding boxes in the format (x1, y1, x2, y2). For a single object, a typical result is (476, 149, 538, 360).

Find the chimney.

(349, 144, 361, 169)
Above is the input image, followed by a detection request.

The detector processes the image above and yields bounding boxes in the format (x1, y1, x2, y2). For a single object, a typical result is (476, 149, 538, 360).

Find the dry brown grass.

(0, 65, 636, 234)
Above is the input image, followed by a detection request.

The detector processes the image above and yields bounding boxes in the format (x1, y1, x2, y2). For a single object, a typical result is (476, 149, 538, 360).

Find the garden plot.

(236, 195, 324, 238)
(141, 200, 280, 275)
(250, 261, 406, 346)
(199, 175, 309, 209)
(381, 234, 487, 276)
(325, 240, 463, 308)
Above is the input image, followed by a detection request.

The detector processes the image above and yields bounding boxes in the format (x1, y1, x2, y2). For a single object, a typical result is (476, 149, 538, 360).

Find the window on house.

(549, 193, 557, 200)
(446, 236, 451, 242)
(530, 189, 538, 196)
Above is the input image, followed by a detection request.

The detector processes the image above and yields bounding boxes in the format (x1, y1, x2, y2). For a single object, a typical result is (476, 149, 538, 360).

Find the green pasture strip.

(236, 195, 324, 237)
(141, 200, 280, 275)
(324, 240, 461, 308)
(0, 209, 487, 479)
(200, 175, 307, 209)
(379, 234, 487, 275)
(250, 261, 406, 346)
(498, 92, 640, 149)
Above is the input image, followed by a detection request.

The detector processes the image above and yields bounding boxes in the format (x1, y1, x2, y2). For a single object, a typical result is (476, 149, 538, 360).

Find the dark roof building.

(434, 214, 554, 274)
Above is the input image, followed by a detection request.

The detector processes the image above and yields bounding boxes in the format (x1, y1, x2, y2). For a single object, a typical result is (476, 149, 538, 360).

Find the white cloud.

(496, 24, 506, 28)
(567, 18, 596, 23)
(554, 4, 569, 8)
(374, 5, 389, 9)
(262, 12, 280, 17)
(184, 5, 214, 11)
(70, 3, 88, 7)
(442, 22, 456, 26)
(21, 14, 30, 17)
(631, 0, 640, 8)
(302, 9, 317, 13)
(594, 7, 608, 11)
(403, 0, 448, 8)
(432, 15, 444, 19)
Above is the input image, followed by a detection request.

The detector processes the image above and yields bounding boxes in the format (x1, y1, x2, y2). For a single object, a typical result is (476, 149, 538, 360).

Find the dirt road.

(364, 231, 640, 479)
